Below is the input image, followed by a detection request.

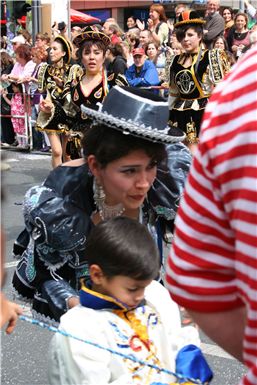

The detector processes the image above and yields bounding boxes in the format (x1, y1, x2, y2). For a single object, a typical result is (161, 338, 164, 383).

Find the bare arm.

(188, 306, 247, 362)
(0, 293, 23, 334)
(2, 92, 12, 106)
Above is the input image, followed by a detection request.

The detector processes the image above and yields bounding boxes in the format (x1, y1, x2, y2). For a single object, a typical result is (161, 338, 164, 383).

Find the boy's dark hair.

(83, 123, 167, 168)
(85, 217, 160, 280)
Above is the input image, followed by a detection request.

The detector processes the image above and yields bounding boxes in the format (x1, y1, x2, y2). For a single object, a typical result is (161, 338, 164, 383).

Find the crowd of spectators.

(1, 1, 256, 152)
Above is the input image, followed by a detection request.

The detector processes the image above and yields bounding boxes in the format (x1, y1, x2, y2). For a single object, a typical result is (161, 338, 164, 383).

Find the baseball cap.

(11, 35, 26, 44)
(132, 47, 145, 56)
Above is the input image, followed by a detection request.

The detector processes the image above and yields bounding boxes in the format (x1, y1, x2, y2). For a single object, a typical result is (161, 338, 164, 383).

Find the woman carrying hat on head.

(36, 36, 81, 168)
(12, 86, 191, 323)
(59, 26, 128, 159)
(168, 10, 231, 154)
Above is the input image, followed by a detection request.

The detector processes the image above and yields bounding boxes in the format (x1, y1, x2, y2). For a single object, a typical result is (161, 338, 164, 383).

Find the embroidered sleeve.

(62, 64, 83, 99)
(169, 55, 180, 101)
(208, 49, 231, 85)
(23, 185, 89, 267)
(37, 63, 48, 93)
(113, 73, 129, 87)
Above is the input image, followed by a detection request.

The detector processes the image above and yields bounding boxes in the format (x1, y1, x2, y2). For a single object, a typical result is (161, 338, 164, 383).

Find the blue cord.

(19, 315, 202, 384)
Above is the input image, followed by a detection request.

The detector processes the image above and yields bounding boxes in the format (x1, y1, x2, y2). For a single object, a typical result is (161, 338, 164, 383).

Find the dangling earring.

(93, 179, 125, 221)
(93, 178, 105, 209)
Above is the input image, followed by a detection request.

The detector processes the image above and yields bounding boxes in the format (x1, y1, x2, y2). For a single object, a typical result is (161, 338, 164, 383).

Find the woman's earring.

(93, 178, 125, 220)
(93, 179, 105, 208)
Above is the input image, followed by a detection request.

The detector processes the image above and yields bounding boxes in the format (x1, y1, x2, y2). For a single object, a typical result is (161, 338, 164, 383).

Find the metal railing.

(0, 83, 34, 150)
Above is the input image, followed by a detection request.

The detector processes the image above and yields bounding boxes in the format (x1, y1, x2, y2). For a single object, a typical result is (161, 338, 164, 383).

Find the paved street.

(1, 149, 247, 385)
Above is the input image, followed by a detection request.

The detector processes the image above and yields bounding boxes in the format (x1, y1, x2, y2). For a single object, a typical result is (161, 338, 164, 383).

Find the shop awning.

(70, 9, 100, 24)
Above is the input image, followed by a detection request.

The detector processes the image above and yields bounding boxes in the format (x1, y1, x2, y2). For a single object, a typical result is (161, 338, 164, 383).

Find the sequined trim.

(208, 49, 227, 84)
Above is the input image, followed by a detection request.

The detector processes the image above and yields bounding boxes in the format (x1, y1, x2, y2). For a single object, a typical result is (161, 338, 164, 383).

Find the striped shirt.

(166, 45, 257, 385)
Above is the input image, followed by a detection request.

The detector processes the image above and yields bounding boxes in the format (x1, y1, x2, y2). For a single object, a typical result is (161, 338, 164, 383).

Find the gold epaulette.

(208, 48, 230, 84)
(115, 73, 129, 86)
(37, 63, 48, 93)
(66, 64, 83, 83)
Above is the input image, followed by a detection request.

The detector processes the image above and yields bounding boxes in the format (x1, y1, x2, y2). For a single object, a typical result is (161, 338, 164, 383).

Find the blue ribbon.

(19, 315, 209, 384)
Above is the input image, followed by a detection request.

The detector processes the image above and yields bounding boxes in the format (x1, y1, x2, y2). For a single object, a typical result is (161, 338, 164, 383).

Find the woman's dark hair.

(212, 35, 229, 50)
(176, 24, 203, 42)
(107, 43, 124, 57)
(1, 36, 7, 50)
(127, 15, 136, 24)
(77, 39, 107, 62)
(1, 52, 14, 69)
(85, 217, 160, 280)
(83, 123, 167, 167)
(234, 12, 248, 26)
(222, 7, 234, 18)
(12, 82, 24, 103)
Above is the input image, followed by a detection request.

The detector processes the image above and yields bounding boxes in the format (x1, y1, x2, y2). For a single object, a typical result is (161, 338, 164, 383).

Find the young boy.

(48, 217, 209, 385)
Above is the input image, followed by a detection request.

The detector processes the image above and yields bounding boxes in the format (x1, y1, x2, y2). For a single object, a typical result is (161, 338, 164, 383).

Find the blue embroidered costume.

(12, 143, 191, 322)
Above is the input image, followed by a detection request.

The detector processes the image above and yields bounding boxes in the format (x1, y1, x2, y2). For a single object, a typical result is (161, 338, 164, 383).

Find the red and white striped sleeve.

(166, 47, 257, 384)
(165, 45, 257, 314)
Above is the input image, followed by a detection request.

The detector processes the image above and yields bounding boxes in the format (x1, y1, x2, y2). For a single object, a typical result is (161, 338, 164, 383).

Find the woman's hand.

(39, 99, 54, 114)
(53, 76, 64, 88)
(1, 74, 9, 82)
(136, 19, 145, 31)
(23, 76, 32, 83)
(147, 18, 154, 32)
(67, 296, 80, 309)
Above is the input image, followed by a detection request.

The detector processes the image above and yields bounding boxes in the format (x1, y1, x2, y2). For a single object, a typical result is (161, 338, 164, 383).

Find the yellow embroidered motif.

(114, 310, 151, 349)
(186, 119, 198, 144)
(94, 87, 103, 99)
(73, 89, 79, 101)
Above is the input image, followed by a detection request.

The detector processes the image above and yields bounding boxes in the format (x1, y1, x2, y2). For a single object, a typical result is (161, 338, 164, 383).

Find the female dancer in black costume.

(44, 26, 128, 159)
(168, 10, 230, 154)
(36, 36, 80, 167)
(12, 86, 191, 323)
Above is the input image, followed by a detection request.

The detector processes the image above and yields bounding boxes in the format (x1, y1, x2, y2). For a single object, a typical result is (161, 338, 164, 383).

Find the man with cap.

(125, 47, 160, 89)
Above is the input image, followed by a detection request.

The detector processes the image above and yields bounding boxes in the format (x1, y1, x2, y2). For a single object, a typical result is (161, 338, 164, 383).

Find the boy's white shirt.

(48, 280, 200, 385)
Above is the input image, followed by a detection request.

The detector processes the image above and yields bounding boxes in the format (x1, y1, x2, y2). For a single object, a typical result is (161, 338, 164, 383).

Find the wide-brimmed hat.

(54, 35, 72, 64)
(81, 86, 185, 144)
(73, 26, 110, 48)
(175, 10, 205, 28)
